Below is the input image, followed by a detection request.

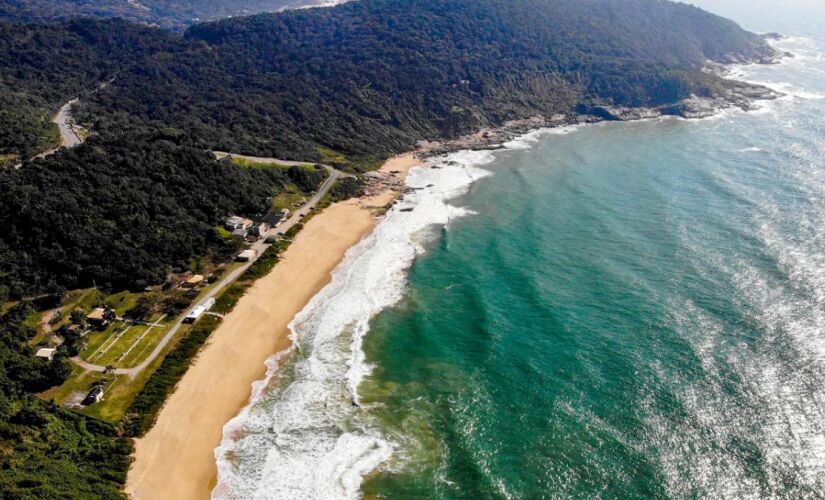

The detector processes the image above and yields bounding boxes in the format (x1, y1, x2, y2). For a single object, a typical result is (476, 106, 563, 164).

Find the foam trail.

(212, 150, 494, 499)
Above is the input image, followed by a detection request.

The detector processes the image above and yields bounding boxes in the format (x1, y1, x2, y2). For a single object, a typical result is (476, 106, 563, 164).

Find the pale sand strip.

(126, 153, 420, 500)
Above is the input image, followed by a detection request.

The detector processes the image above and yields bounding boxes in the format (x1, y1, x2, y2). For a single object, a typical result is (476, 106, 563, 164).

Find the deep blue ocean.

(214, 3, 825, 498)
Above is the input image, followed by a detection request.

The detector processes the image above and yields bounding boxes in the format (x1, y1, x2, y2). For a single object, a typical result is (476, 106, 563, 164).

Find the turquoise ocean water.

(214, 4, 825, 498)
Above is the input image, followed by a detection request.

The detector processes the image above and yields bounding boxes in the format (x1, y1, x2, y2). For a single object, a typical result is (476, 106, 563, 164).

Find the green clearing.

(215, 225, 233, 240)
(272, 190, 306, 211)
(81, 321, 127, 360)
(104, 289, 147, 316)
(317, 146, 350, 166)
(0, 153, 20, 165)
(229, 156, 292, 169)
(41, 320, 196, 423)
(119, 324, 165, 366)
(81, 318, 174, 369)
(317, 146, 381, 173)
(93, 324, 150, 366)
(228, 155, 317, 171)
(71, 288, 105, 310)
(35, 218, 295, 425)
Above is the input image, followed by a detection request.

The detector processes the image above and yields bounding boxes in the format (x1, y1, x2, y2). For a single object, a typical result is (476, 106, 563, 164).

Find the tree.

(125, 296, 155, 321)
(69, 309, 87, 328)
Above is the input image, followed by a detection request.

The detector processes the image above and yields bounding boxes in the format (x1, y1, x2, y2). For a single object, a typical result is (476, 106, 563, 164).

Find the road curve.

(30, 98, 83, 162)
(71, 161, 341, 378)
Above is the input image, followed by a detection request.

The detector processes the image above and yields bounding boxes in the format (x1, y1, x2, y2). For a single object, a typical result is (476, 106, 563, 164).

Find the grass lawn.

(81, 321, 127, 360)
(82, 318, 173, 369)
(41, 320, 196, 423)
(38, 257, 245, 421)
(272, 190, 306, 211)
(93, 324, 149, 367)
(119, 324, 165, 367)
(117, 318, 173, 368)
(317, 146, 350, 166)
(104, 290, 147, 316)
(39, 364, 108, 408)
(22, 309, 45, 335)
(230, 156, 301, 169)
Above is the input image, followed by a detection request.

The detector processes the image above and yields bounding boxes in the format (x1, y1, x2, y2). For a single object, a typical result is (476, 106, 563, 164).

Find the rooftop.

(185, 274, 205, 285)
(87, 308, 106, 321)
(35, 348, 57, 360)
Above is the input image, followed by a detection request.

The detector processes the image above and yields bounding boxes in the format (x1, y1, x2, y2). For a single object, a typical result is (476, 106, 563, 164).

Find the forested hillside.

(0, 19, 176, 159)
(78, 0, 776, 161)
(0, 0, 776, 296)
(0, 0, 320, 31)
(0, 130, 323, 300)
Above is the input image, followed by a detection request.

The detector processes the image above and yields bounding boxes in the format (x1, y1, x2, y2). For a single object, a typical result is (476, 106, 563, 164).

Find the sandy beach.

(126, 153, 420, 500)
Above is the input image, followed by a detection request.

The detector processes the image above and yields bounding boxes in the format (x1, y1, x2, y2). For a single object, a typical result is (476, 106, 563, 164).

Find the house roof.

(35, 348, 56, 359)
(87, 308, 106, 320)
(185, 274, 205, 284)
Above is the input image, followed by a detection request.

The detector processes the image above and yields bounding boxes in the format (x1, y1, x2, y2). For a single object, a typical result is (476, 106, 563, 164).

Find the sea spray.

(213, 150, 494, 499)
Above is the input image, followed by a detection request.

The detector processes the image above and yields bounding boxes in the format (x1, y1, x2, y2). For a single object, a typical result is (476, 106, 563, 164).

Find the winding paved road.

(29, 98, 83, 162)
(71, 157, 342, 378)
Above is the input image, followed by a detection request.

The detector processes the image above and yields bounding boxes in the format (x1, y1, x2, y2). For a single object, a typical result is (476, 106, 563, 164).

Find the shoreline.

(123, 40, 793, 500)
(125, 153, 422, 500)
(419, 42, 790, 158)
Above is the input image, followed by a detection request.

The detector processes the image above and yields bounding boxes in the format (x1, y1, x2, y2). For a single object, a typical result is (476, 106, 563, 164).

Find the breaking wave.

(212, 150, 494, 499)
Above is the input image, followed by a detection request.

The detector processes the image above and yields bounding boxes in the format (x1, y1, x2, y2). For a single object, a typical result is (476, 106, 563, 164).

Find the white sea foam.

(212, 149, 495, 499)
(212, 31, 825, 499)
(731, 36, 825, 101)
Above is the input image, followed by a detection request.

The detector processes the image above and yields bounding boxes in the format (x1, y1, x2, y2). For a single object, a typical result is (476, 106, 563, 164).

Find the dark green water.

(214, 8, 825, 499)
(359, 36, 825, 498)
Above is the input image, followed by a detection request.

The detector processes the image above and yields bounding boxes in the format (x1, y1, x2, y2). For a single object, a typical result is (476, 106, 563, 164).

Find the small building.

(225, 215, 253, 231)
(201, 297, 216, 310)
(236, 249, 257, 262)
(249, 222, 270, 238)
(232, 228, 248, 238)
(184, 297, 216, 324)
(86, 307, 112, 329)
(182, 274, 205, 288)
(82, 386, 104, 406)
(35, 348, 56, 361)
(184, 305, 206, 324)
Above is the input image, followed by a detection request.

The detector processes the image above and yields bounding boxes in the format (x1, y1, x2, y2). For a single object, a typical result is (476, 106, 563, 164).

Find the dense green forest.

(0, 301, 132, 498)
(0, 19, 176, 159)
(74, 0, 776, 161)
(0, 130, 323, 300)
(0, 0, 307, 31)
(1, 0, 775, 162)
